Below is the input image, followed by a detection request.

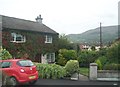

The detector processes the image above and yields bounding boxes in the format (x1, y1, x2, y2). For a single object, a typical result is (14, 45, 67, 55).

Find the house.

(79, 44, 101, 51)
(0, 15, 59, 63)
(79, 44, 90, 51)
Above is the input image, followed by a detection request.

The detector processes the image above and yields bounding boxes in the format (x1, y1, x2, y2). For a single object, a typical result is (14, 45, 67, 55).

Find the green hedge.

(103, 63, 120, 70)
(64, 60, 79, 77)
(57, 49, 77, 66)
(36, 63, 66, 79)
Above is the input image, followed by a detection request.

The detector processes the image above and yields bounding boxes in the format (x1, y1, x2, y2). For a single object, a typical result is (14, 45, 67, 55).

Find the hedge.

(64, 60, 79, 77)
(36, 63, 66, 79)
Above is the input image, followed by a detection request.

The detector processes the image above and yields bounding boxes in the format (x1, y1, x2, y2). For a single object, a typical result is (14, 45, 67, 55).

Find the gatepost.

(89, 63, 97, 80)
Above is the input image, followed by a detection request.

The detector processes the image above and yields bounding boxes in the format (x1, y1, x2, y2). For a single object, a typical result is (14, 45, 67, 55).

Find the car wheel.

(9, 77, 18, 86)
(29, 80, 37, 85)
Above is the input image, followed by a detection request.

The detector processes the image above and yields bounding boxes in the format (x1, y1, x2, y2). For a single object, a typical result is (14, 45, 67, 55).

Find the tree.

(58, 34, 74, 50)
(91, 46, 96, 51)
(78, 50, 98, 67)
(106, 41, 120, 64)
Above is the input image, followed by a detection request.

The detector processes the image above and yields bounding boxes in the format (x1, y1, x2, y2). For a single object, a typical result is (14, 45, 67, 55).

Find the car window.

(17, 60, 34, 67)
(0, 62, 11, 68)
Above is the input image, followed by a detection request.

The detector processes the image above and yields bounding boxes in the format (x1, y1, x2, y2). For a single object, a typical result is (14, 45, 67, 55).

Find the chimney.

(35, 15, 43, 24)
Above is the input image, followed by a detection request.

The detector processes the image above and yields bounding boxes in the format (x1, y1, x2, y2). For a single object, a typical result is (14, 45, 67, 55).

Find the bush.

(95, 56, 108, 70)
(106, 42, 120, 64)
(36, 63, 66, 79)
(97, 56, 107, 66)
(64, 60, 79, 77)
(95, 59, 102, 70)
(0, 48, 12, 60)
(103, 63, 120, 70)
(59, 49, 77, 60)
(57, 54, 67, 66)
(78, 50, 98, 67)
(56, 49, 77, 66)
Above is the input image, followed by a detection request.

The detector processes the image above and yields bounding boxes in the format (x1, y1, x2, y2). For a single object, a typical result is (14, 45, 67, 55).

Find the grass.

(79, 68, 89, 76)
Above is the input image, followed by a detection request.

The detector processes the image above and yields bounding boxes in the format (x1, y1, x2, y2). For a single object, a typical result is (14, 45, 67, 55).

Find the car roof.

(0, 59, 30, 62)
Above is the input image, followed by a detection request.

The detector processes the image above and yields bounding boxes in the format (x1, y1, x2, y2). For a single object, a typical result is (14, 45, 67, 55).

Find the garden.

(35, 60, 79, 79)
(0, 36, 120, 79)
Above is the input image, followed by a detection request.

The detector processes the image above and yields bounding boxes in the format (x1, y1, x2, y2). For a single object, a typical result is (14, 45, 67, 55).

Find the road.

(26, 78, 119, 87)
(36, 78, 119, 85)
(0, 78, 119, 87)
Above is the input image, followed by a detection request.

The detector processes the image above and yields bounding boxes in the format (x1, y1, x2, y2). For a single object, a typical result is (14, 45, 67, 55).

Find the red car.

(0, 59, 38, 85)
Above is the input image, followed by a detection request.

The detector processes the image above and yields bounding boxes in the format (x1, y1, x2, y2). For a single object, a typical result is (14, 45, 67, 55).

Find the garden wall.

(97, 70, 120, 78)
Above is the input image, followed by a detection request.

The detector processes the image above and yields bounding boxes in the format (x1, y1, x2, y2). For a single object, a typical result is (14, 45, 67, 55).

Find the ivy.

(2, 29, 59, 61)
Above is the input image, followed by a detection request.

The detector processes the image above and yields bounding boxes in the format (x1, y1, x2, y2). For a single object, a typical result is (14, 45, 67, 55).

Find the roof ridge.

(2, 15, 39, 24)
(2, 15, 58, 34)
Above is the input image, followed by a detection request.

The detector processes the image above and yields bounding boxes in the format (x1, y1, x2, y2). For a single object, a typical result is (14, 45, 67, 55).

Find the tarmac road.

(0, 78, 119, 87)
(19, 78, 119, 87)
(35, 78, 119, 85)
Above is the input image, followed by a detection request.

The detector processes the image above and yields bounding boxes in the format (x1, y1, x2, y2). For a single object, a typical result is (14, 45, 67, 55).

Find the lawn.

(79, 68, 89, 76)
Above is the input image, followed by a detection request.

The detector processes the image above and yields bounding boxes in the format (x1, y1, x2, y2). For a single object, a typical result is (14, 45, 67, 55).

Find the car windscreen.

(17, 60, 34, 67)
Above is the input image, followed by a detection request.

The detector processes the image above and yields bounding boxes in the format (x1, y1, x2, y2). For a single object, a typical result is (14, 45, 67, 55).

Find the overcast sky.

(0, 0, 119, 34)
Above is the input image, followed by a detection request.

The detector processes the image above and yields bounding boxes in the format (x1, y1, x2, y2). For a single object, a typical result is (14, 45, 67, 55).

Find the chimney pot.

(35, 15, 43, 24)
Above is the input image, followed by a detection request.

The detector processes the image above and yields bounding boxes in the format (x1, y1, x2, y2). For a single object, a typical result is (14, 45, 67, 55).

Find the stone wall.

(97, 70, 120, 78)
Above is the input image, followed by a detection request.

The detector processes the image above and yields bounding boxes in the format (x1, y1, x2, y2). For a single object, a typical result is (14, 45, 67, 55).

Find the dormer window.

(11, 33, 26, 43)
(45, 35, 52, 43)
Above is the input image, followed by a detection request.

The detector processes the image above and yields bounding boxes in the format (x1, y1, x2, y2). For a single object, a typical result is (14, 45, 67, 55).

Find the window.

(0, 62, 11, 68)
(17, 60, 34, 67)
(46, 53, 55, 63)
(11, 33, 26, 43)
(45, 35, 52, 43)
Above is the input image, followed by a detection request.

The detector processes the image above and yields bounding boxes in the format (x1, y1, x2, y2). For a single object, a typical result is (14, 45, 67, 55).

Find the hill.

(67, 25, 118, 45)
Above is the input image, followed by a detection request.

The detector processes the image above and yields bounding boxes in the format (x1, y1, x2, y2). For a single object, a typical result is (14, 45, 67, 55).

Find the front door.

(34, 54, 41, 63)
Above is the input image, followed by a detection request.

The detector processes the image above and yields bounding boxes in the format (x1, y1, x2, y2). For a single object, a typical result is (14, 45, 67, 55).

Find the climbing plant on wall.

(2, 29, 59, 60)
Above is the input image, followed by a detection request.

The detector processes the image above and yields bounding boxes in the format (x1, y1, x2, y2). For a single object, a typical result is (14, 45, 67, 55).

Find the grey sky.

(0, 0, 119, 34)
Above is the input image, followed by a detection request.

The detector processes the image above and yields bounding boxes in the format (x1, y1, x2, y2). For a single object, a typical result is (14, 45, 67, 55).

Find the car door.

(1, 62, 12, 76)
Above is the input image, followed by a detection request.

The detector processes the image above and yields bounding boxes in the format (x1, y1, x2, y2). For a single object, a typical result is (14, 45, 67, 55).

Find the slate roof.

(1, 15, 58, 34)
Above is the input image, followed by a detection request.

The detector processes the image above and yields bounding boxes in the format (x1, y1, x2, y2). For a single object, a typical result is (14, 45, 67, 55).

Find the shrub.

(56, 49, 77, 66)
(95, 56, 108, 70)
(103, 63, 120, 70)
(78, 50, 98, 67)
(59, 49, 77, 61)
(36, 63, 66, 79)
(95, 59, 102, 70)
(106, 42, 120, 64)
(0, 48, 12, 60)
(57, 54, 67, 66)
(97, 56, 107, 66)
(64, 60, 79, 77)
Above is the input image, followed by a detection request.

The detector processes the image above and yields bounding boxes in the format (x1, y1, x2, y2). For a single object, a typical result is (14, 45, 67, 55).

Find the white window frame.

(46, 53, 55, 63)
(45, 35, 52, 43)
(11, 33, 26, 43)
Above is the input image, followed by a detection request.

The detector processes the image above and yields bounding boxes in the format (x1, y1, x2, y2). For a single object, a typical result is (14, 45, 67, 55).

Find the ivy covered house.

(0, 15, 59, 63)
